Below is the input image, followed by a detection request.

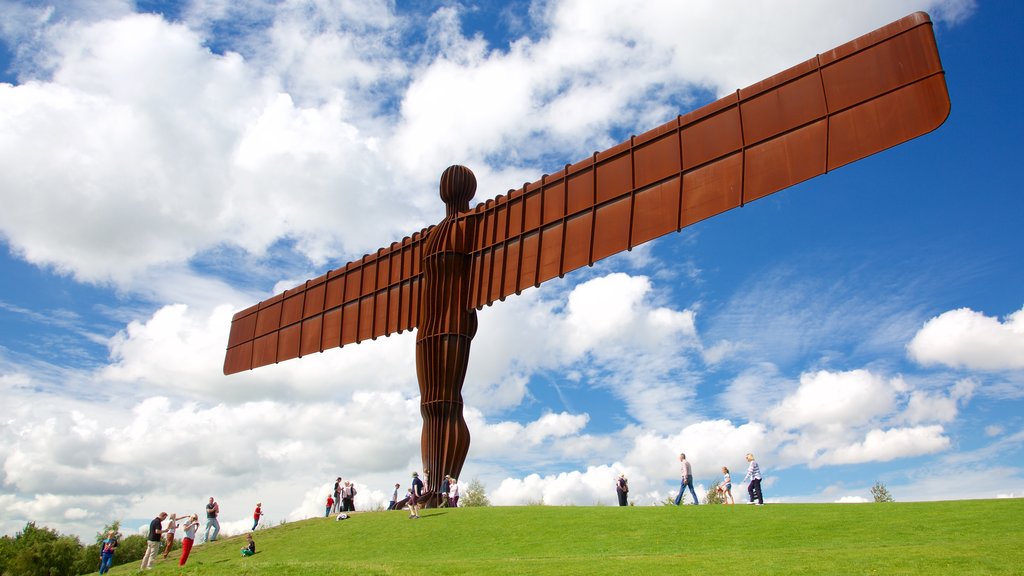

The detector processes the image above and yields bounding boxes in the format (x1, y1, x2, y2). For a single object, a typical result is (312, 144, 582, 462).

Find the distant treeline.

(0, 521, 151, 576)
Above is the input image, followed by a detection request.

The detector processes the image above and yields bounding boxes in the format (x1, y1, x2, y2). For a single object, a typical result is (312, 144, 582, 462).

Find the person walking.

(140, 512, 167, 569)
(674, 453, 699, 505)
(743, 453, 763, 505)
(440, 475, 451, 508)
(178, 514, 199, 566)
(449, 477, 459, 508)
(718, 467, 735, 505)
(252, 502, 263, 530)
(203, 497, 220, 542)
(615, 473, 629, 506)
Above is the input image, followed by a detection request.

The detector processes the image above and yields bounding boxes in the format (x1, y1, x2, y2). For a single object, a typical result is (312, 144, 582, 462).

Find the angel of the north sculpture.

(224, 12, 950, 494)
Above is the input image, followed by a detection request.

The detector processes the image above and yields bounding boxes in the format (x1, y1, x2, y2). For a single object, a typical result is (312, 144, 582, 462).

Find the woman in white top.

(161, 513, 181, 558)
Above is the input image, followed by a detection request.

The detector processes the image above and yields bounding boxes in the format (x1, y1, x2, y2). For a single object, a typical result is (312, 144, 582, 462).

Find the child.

(240, 533, 256, 556)
(717, 466, 734, 504)
(252, 502, 263, 531)
(325, 494, 334, 517)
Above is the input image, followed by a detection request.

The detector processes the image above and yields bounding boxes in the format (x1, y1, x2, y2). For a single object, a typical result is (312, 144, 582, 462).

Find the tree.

(871, 481, 895, 502)
(461, 477, 491, 507)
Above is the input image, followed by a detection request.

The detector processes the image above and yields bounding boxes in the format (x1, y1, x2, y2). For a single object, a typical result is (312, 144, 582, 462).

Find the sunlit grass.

(106, 499, 1024, 575)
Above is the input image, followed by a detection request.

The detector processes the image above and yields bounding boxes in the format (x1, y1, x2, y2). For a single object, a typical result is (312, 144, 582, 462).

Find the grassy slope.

(108, 499, 1024, 576)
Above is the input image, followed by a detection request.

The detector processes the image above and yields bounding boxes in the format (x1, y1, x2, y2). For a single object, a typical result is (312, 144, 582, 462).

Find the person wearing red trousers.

(178, 514, 199, 566)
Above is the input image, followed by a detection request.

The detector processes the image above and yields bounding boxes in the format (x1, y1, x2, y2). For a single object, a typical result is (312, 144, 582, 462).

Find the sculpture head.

(440, 165, 476, 215)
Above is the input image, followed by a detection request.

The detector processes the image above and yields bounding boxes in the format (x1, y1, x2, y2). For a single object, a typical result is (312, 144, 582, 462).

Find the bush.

(703, 480, 724, 505)
(461, 478, 490, 507)
(871, 481, 895, 503)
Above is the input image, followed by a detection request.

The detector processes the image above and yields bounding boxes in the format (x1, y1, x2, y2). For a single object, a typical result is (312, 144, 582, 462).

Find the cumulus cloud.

(0, 0, 994, 540)
(467, 272, 704, 429)
(770, 370, 896, 431)
(815, 426, 950, 466)
(908, 307, 1024, 371)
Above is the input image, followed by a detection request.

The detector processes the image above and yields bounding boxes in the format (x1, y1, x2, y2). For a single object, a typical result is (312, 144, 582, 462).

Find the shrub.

(703, 480, 724, 505)
(871, 481, 895, 503)
(461, 478, 490, 507)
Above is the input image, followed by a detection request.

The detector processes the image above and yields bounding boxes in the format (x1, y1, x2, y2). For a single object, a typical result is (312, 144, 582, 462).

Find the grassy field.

(106, 499, 1024, 575)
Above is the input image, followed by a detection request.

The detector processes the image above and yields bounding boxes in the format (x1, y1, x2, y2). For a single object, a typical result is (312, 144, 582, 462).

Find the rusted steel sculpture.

(224, 13, 950, 493)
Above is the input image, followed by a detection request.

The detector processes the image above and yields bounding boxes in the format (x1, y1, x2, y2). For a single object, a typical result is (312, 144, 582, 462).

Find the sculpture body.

(222, 13, 950, 493)
(415, 166, 477, 488)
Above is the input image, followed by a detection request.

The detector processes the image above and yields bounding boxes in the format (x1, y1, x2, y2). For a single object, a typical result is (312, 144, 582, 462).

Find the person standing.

(160, 513, 180, 559)
(616, 474, 629, 506)
(341, 481, 356, 512)
(449, 477, 459, 508)
(140, 512, 167, 569)
(252, 502, 263, 530)
(408, 471, 424, 518)
(674, 453, 699, 505)
(325, 494, 334, 517)
(98, 530, 118, 574)
(203, 497, 220, 542)
(178, 514, 199, 566)
(440, 475, 451, 508)
(332, 477, 342, 514)
(743, 453, 763, 505)
(388, 483, 400, 510)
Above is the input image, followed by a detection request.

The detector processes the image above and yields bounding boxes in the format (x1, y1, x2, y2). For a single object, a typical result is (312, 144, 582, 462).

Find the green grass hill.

(106, 499, 1023, 575)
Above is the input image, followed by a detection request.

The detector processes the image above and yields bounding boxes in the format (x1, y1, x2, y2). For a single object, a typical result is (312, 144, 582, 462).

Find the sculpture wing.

(224, 230, 431, 374)
(464, 12, 950, 309)
(225, 12, 949, 375)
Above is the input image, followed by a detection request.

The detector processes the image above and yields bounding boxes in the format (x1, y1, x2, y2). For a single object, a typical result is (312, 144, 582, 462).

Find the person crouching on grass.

(241, 533, 256, 556)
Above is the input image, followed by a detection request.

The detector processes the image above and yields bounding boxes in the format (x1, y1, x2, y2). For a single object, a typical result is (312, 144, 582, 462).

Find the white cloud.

(908, 307, 1024, 371)
(815, 426, 950, 466)
(770, 370, 896, 430)
(902, 378, 975, 424)
(0, 0, 992, 540)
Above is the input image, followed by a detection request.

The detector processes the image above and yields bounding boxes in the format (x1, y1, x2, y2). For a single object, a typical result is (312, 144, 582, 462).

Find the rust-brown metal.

(224, 12, 950, 491)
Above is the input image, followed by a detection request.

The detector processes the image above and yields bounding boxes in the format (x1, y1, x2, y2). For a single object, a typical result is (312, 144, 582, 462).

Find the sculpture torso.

(414, 165, 478, 493)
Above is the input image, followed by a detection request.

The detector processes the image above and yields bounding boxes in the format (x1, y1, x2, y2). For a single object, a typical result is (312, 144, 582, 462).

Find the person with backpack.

(615, 474, 629, 506)
(341, 481, 356, 512)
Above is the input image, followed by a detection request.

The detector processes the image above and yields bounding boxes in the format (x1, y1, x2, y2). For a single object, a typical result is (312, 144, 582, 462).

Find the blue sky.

(1, 0, 1022, 539)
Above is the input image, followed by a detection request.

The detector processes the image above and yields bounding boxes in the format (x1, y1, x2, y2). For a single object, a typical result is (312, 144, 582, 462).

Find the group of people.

(327, 477, 359, 516)
(136, 511, 201, 570)
(126, 496, 262, 571)
(324, 471, 461, 519)
(671, 452, 764, 506)
(325, 477, 357, 518)
(397, 470, 458, 517)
